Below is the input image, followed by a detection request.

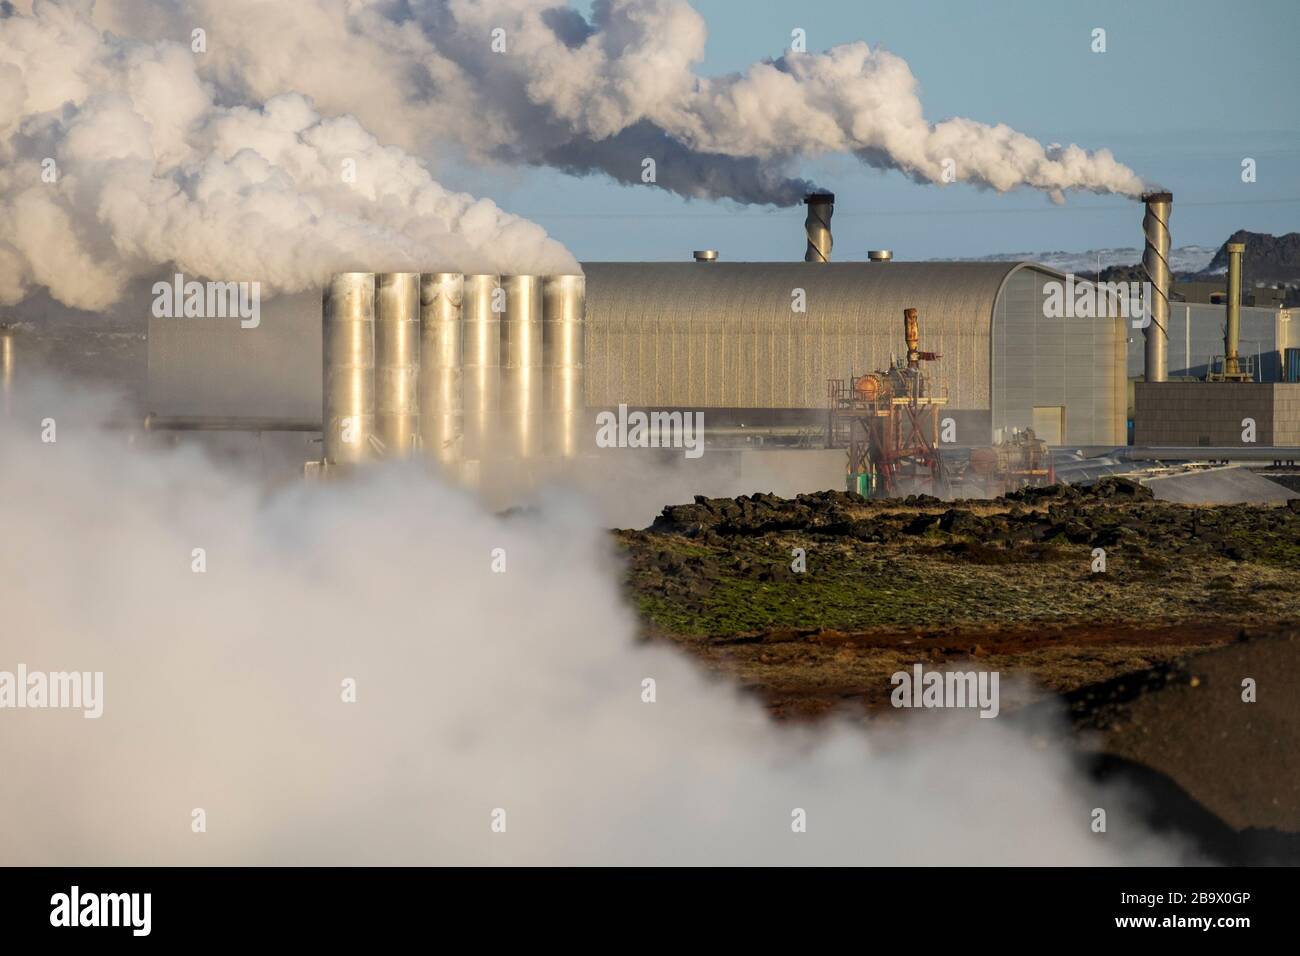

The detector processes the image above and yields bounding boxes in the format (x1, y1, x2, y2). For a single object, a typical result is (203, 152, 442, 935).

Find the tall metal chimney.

(1140, 191, 1172, 382)
(374, 272, 421, 457)
(804, 192, 835, 263)
(419, 273, 464, 469)
(322, 273, 376, 466)
(1225, 241, 1246, 378)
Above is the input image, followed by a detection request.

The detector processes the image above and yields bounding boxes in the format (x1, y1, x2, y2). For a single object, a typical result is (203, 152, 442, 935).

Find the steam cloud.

(91, 0, 1146, 205)
(0, 377, 1190, 865)
(0, 0, 578, 311)
(1, 0, 1146, 311)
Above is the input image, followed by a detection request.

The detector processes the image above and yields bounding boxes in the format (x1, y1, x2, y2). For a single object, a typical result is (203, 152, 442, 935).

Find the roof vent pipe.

(868, 250, 893, 262)
(1140, 191, 1172, 382)
(693, 250, 718, 262)
(804, 192, 834, 263)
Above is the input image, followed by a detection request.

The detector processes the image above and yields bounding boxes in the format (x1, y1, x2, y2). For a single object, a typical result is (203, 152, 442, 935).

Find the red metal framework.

(827, 308, 949, 498)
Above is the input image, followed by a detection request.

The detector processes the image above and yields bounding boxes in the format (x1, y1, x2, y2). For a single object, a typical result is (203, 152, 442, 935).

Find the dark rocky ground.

(620, 479, 1300, 640)
(617, 480, 1300, 857)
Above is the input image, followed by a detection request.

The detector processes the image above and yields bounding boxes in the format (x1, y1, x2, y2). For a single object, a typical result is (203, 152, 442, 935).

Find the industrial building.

(146, 195, 1129, 457)
(142, 190, 1300, 493)
(582, 259, 1125, 446)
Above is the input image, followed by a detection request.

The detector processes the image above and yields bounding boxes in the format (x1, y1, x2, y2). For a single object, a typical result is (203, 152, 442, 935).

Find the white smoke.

(0, 375, 1190, 865)
(0, 0, 578, 311)
(1, 0, 1147, 311)
(88, 0, 1146, 204)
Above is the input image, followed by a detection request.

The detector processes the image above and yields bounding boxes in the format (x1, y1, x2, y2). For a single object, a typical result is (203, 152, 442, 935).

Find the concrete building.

(1134, 381, 1300, 446)
(1173, 280, 1290, 309)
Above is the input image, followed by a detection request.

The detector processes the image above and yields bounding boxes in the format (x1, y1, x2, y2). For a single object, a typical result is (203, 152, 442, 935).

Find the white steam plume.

(0, 1, 577, 311)
(0, 375, 1190, 865)
(91, 0, 1146, 205)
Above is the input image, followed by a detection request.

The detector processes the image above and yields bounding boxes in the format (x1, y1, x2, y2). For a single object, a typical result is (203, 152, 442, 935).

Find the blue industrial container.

(1286, 348, 1300, 383)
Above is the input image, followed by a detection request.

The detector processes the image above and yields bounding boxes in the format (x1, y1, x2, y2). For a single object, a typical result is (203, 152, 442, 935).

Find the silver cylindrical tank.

(500, 275, 543, 460)
(542, 274, 586, 459)
(1141, 191, 1172, 383)
(375, 272, 421, 457)
(419, 272, 464, 468)
(322, 272, 376, 465)
(462, 274, 502, 462)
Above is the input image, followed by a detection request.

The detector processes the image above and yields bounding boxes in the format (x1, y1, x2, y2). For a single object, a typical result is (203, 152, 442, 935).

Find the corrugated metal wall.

(582, 262, 1021, 412)
(992, 269, 1127, 446)
(1125, 302, 1290, 382)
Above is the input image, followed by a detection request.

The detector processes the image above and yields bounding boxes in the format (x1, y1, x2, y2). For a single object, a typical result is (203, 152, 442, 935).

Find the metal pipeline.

(322, 272, 376, 465)
(1141, 191, 1172, 382)
(375, 272, 421, 457)
(419, 272, 464, 468)
(145, 415, 320, 431)
(1116, 445, 1300, 463)
(542, 274, 586, 459)
(803, 192, 834, 263)
(501, 275, 543, 460)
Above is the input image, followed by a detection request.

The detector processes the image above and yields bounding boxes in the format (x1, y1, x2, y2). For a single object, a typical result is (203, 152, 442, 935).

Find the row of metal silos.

(322, 272, 585, 474)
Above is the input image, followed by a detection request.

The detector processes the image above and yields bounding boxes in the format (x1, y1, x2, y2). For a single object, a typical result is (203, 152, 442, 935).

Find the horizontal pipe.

(1113, 446, 1300, 463)
(145, 415, 322, 432)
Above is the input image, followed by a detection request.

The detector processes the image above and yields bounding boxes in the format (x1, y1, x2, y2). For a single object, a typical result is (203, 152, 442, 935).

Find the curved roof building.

(583, 261, 1128, 446)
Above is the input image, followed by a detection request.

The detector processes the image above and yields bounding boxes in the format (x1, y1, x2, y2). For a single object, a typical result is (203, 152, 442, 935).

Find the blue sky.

(447, 0, 1300, 262)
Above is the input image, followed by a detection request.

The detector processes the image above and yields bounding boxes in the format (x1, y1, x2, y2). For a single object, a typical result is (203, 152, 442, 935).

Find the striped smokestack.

(1140, 191, 1172, 383)
(804, 192, 834, 263)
